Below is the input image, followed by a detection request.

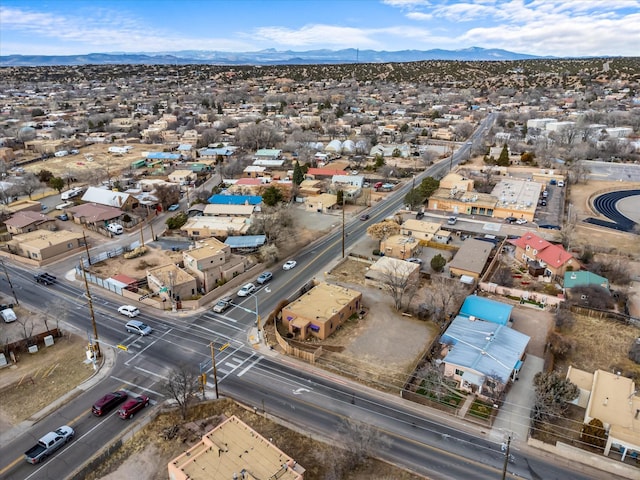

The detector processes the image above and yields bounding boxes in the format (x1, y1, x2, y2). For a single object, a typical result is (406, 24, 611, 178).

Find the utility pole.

(1, 259, 19, 306)
(80, 258, 101, 358)
(82, 232, 91, 265)
(341, 194, 345, 258)
(501, 435, 511, 480)
(139, 221, 144, 248)
(210, 342, 219, 399)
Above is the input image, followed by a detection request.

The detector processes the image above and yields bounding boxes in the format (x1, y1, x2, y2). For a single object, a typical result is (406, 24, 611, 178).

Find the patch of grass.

(468, 399, 493, 420)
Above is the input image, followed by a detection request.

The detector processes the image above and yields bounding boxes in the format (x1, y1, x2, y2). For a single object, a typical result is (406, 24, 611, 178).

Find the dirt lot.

(87, 244, 184, 280)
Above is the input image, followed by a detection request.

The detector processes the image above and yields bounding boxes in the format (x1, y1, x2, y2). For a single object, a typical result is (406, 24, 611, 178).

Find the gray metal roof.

(224, 235, 266, 249)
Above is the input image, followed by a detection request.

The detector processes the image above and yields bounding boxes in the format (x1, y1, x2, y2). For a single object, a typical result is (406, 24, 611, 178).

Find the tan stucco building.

(147, 264, 197, 303)
(566, 367, 640, 461)
(4, 210, 55, 234)
(168, 169, 196, 184)
(364, 256, 420, 290)
(182, 238, 247, 292)
(7, 229, 85, 262)
(181, 216, 250, 239)
(305, 193, 338, 213)
(400, 219, 441, 243)
(380, 234, 420, 259)
(282, 282, 362, 340)
(168, 415, 304, 480)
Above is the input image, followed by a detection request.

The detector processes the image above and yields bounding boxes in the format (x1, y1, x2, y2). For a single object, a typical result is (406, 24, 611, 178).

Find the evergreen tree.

(497, 144, 510, 166)
(262, 185, 283, 206)
(430, 254, 446, 272)
(292, 161, 304, 186)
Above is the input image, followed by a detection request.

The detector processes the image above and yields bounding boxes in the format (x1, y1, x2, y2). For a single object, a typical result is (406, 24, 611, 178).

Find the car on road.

(539, 224, 561, 230)
(126, 319, 152, 336)
(415, 211, 424, 219)
(118, 305, 140, 317)
(213, 296, 232, 313)
(92, 390, 128, 416)
(34, 272, 57, 285)
(167, 203, 180, 211)
(504, 216, 517, 224)
(257, 271, 273, 284)
(283, 260, 297, 271)
(359, 213, 370, 221)
(557, 180, 565, 187)
(56, 213, 69, 221)
(118, 395, 150, 419)
(405, 257, 423, 265)
(447, 216, 457, 225)
(237, 283, 256, 297)
(24, 425, 74, 464)
(515, 218, 528, 225)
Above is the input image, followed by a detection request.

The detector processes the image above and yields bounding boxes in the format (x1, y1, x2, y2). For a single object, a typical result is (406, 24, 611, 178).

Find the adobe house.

(182, 238, 247, 292)
(147, 264, 197, 304)
(7, 229, 85, 262)
(281, 282, 362, 340)
(380, 234, 420, 259)
(4, 210, 55, 235)
(168, 415, 304, 480)
(448, 238, 493, 279)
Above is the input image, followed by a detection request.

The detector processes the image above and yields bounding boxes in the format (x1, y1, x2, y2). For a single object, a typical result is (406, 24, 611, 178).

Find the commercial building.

(6, 229, 85, 262)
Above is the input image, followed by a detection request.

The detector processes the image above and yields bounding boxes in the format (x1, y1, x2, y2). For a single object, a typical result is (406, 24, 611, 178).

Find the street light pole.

(80, 258, 101, 358)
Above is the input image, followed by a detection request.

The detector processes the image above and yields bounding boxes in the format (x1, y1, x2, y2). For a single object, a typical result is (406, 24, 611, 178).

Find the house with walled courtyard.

(281, 282, 362, 340)
(182, 238, 247, 293)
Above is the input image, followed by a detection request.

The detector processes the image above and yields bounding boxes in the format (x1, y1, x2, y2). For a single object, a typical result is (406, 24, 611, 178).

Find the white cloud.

(406, 12, 433, 21)
(252, 24, 381, 48)
(382, 0, 432, 7)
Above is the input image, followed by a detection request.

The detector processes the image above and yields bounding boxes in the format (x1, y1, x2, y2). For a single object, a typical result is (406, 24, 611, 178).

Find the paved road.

(2, 113, 625, 480)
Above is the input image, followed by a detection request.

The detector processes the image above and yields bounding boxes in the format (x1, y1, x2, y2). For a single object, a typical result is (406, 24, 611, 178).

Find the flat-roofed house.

(380, 234, 420, 259)
(566, 367, 640, 461)
(182, 238, 247, 292)
(168, 169, 196, 185)
(7, 229, 85, 262)
(364, 256, 420, 290)
(168, 415, 304, 480)
(202, 203, 256, 217)
(147, 264, 197, 304)
(281, 282, 362, 340)
(181, 216, 250, 240)
(305, 193, 337, 213)
(400, 219, 441, 243)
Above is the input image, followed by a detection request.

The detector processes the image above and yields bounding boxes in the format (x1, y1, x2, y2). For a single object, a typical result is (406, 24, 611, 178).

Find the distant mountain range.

(0, 47, 543, 67)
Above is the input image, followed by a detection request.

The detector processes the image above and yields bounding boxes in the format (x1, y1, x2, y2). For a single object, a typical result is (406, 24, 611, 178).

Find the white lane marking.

(110, 375, 166, 397)
(236, 355, 263, 377)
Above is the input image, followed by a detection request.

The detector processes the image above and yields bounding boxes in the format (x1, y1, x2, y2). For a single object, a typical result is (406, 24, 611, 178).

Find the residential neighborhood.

(0, 56, 639, 480)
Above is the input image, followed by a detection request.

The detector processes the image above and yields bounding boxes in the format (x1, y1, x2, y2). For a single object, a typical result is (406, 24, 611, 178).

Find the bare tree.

(154, 184, 180, 208)
(236, 122, 281, 151)
(338, 418, 388, 468)
(164, 365, 199, 420)
(416, 361, 449, 401)
(18, 173, 43, 200)
(248, 204, 295, 247)
(379, 261, 419, 311)
(422, 276, 467, 325)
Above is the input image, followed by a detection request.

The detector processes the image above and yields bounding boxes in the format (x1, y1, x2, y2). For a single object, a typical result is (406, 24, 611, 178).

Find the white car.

(515, 218, 528, 225)
(1, 308, 17, 323)
(283, 260, 297, 271)
(118, 305, 140, 318)
(126, 320, 152, 336)
(237, 283, 256, 297)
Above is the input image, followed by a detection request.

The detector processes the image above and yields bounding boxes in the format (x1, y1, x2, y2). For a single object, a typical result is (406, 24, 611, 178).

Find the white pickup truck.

(24, 425, 74, 464)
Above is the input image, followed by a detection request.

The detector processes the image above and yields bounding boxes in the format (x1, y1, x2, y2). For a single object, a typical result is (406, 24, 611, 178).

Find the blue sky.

(1, 0, 638, 57)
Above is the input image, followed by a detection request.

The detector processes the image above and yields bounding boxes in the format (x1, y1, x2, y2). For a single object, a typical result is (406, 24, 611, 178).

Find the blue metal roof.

(145, 152, 181, 160)
(442, 316, 530, 383)
(208, 194, 262, 205)
(459, 295, 513, 326)
(224, 235, 267, 249)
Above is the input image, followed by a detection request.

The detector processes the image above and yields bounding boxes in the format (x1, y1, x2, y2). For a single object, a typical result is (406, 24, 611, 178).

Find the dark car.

(504, 216, 517, 224)
(539, 224, 561, 230)
(92, 390, 128, 416)
(34, 272, 57, 285)
(117, 395, 149, 419)
(360, 213, 370, 221)
(415, 211, 424, 219)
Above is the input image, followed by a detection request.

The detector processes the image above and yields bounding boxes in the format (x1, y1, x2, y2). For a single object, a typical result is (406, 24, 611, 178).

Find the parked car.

(92, 390, 128, 416)
(405, 257, 423, 265)
(557, 180, 565, 187)
(504, 216, 517, 224)
(213, 296, 232, 313)
(447, 216, 457, 225)
(107, 223, 123, 235)
(1, 308, 17, 323)
(167, 203, 180, 211)
(55, 213, 69, 221)
(283, 260, 297, 271)
(516, 218, 528, 225)
(415, 211, 424, 219)
(24, 425, 74, 464)
(539, 224, 562, 230)
(118, 395, 150, 419)
(126, 320, 152, 336)
(118, 305, 140, 318)
(359, 214, 370, 221)
(256, 271, 273, 284)
(34, 272, 57, 285)
(237, 283, 256, 297)
(539, 199, 547, 206)
(542, 190, 549, 198)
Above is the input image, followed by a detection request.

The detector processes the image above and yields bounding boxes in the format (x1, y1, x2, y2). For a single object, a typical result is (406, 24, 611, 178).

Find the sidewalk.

(0, 341, 117, 446)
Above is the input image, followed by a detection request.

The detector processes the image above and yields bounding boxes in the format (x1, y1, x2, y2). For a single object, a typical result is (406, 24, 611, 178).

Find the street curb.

(0, 338, 116, 446)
